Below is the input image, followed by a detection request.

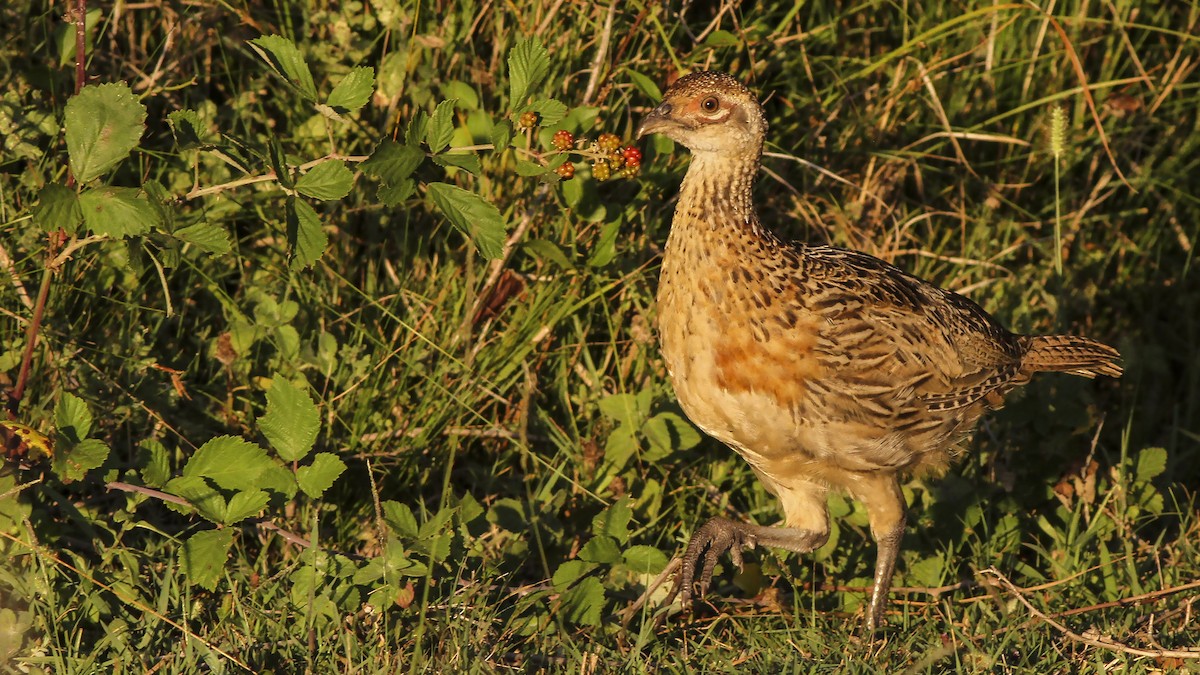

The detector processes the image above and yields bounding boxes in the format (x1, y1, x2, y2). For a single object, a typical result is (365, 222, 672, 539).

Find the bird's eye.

(701, 96, 720, 113)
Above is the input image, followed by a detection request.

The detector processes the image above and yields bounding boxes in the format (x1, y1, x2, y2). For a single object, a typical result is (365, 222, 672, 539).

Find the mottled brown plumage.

(636, 71, 1122, 630)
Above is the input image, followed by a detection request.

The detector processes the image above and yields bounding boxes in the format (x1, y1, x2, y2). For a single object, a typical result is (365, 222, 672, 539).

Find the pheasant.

(635, 71, 1122, 630)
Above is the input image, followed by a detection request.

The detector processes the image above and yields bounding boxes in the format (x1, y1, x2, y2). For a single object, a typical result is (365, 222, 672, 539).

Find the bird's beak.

(636, 101, 675, 139)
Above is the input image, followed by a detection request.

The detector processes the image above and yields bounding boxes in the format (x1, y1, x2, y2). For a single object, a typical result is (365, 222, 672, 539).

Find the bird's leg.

(849, 476, 907, 631)
(668, 518, 830, 605)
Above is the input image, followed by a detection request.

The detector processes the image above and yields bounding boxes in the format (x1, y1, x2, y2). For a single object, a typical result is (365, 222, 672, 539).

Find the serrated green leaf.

(33, 183, 82, 234)
(592, 498, 632, 544)
(603, 427, 637, 474)
(165, 475, 224, 521)
(644, 411, 701, 460)
(267, 137, 292, 188)
(257, 464, 299, 500)
(385, 538, 429, 577)
(382, 501, 419, 539)
(295, 160, 353, 200)
(377, 179, 415, 206)
(167, 109, 208, 147)
(405, 110, 429, 148)
(139, 440, 171, 489)
(458, 492, 484, 525)
(520, 99, 567, 127)
(578, 536, 621, 564)
(559, 576, 605, 626)
(426, 99, 457, 154)
(173, 223, 232, 255)
(248, 35, 317, 101)
(182, 528, 234, 591)
(552, 560, 595, 590)
(426, 182, 506, 259)
(79, 187, 161, 238)
(259, 376, 320, 462)
(907, 553, 946, 588)
(224, 489, 270, 524)
(597, 393, 644, 426)
(514, 159, 548, 177)
(297, 453, 346, 498)
(421, 531, 453, 564)
(275, 324, 300, 361)
(486, 498, 525, 532)
(432, 153, 482, 176)
(182, 436, 275, 491)
(418, 505, 457, 540)
(141, 180, 174, 231)
(65, 83, 147, 183)
(354, 545, 427, 584)
(623, 546, 669, 574)
(1135, 447, 1167, 482)
(508, 38, 550, 108)
(55, 392, 92, 444)
(490, 120, 512, 149)
(361, 140, 426, 179)
(52, 438, 109, 482)
(327, 66, 375, 112)
(286, 197, 327, 270)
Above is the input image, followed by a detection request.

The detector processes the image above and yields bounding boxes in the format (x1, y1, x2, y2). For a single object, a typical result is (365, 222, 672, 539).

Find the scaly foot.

(667, 517, 758, 606)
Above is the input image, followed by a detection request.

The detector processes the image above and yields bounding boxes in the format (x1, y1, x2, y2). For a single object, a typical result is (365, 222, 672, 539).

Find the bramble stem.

(8, 0, 87, 417)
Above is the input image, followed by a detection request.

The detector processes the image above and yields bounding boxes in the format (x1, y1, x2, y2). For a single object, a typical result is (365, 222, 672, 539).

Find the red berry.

(556, 162, 576, 180)
(552, 130, 574, 151)
(518, 111, 539, 130)
(622, 146, 642, 168)
(597, 133, 621, 153)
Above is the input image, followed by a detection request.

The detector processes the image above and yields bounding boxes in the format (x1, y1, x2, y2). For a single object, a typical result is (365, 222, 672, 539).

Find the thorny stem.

(8, 0, 87, 418)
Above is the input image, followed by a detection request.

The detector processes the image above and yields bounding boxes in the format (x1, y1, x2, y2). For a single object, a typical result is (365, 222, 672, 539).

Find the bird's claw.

(670, 517, 757, 608)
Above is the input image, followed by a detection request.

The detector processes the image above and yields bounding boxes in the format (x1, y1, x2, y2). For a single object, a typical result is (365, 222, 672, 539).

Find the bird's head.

(636, 71, 768, 157)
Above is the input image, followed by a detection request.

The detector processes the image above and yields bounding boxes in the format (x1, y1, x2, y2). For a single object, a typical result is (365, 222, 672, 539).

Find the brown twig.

(620, 557, 681, 626)
(106, 481, 338, 553)
(985, 567, 1200, 660)
(107, 480, 189, 506)
(255, 520, 316, 549)
(1050, 578, 1200, 620)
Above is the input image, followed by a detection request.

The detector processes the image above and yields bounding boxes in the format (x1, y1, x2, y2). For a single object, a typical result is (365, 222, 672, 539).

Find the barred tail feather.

(1021, 335, 1123, 378)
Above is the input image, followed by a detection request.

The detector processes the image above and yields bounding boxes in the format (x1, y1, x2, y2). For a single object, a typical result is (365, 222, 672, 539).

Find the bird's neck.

(674, 151, 761, 231)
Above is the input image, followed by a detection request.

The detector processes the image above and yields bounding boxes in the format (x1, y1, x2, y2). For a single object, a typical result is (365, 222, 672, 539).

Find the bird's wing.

(798, 246, 1026, 413)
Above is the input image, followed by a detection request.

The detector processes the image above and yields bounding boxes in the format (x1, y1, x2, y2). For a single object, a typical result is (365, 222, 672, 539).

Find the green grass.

(1, 0, 1199, 672)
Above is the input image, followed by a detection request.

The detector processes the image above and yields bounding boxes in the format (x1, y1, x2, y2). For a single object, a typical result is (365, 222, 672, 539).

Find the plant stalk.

(7, 0, 87, 417)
